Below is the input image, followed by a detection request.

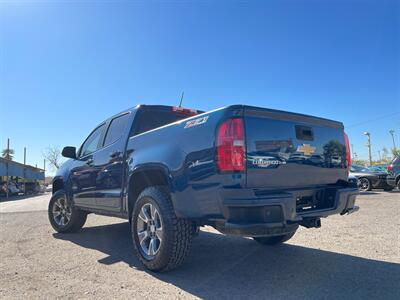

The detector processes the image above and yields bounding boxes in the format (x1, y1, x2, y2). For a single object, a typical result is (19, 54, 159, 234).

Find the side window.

(80, 124, 106, 157)
(104, 113, 130, 146)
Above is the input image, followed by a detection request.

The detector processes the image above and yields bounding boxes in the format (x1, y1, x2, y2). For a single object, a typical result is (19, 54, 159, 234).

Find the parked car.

(0, 182, 23, 196)
(39, 184, 46, 193)
(350, 164, 393, 191)
(368, 165, 388, 173)
(386, 156, 400, 190)
(9, 182, 23, 195)
(24, 182, 41, 195)
(49, 104, 358, 272)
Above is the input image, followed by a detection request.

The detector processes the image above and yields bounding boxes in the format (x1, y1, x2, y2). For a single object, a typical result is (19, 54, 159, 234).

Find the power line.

(346, 112, 400, 128)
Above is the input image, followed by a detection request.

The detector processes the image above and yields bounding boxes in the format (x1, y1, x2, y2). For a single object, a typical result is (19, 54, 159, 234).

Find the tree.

(352, 159, 368, 166)
(382, 147, 390, 162)
(1, 148, 14, 160)
(43, 146, 63, 171)
(392, 148, 400, 158)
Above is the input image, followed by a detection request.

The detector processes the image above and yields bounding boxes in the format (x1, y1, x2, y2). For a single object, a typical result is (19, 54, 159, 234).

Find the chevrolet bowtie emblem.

(297, 144, 316, 156)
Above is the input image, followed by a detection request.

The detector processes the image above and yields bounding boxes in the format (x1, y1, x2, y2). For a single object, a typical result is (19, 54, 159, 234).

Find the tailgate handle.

(295, 125, 314, 141)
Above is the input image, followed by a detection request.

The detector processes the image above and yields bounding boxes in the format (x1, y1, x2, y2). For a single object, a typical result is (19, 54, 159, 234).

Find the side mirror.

(62, 146, 77, 159)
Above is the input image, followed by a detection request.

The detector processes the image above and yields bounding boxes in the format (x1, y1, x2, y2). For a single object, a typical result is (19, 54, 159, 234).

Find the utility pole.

(43, 159, 46, 185)
(389, 130, 396, 150)
(378, 150, 381, 162)
(6, 138, 10, 199)
(364, 132, 372, 166)
(351, 144, 355, 159)
(24, 147, 27, 195)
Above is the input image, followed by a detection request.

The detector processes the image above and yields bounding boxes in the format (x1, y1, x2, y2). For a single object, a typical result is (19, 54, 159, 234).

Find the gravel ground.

(0, 191, 399, 299)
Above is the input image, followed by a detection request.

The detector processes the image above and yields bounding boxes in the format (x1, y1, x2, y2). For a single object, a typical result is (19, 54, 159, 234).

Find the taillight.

(344, 132, 351, 169)
(217, 118, 246, 171)
(172, 106, 198, 116)
(387, 165, 393, 172)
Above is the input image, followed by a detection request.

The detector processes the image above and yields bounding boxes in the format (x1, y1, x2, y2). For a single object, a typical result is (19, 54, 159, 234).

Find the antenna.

(179, 91, 184, 107)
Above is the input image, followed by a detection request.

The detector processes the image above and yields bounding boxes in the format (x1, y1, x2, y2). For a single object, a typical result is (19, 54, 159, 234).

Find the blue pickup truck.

(49, 104, 358, 271)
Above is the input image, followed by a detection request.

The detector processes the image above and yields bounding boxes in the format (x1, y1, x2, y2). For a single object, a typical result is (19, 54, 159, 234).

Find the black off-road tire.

(131, 186, 193, 272)
(48, 190, 87, 233)
(253, 230, 297, 246)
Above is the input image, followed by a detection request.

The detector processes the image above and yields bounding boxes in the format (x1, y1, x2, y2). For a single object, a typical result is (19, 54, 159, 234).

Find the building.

(0, 157, 45, 196)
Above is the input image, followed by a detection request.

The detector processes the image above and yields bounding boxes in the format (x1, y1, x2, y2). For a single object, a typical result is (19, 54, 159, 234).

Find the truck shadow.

(54, 222, 400, 300)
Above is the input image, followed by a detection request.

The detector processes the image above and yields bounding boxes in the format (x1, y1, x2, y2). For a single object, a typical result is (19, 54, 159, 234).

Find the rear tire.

(253, 230, 297, 245)
(48, 190, 87, 233)
(131, 186, 193, 272)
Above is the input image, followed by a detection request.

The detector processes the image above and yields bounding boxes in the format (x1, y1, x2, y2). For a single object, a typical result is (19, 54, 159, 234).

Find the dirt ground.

(1, 191, 399, 299)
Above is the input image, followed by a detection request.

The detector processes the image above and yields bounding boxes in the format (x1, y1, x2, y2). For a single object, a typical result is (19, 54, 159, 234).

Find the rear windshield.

(131, 109, 196, 136)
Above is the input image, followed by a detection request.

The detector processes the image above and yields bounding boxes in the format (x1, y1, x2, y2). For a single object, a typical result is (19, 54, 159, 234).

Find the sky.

(0, 0, 399, 175)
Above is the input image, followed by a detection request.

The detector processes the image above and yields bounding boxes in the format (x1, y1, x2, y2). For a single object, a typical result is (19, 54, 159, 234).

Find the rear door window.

(103, 113, 130, 146)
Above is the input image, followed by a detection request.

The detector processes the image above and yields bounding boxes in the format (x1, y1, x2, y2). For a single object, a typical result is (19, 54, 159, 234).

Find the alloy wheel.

(136, 202, 163, 259)
(358, 178, 370, 191)
(52, 197, 72, 226)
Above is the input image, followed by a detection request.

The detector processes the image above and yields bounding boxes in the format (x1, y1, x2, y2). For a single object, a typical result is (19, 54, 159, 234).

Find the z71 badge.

(184, 116, 209, 129)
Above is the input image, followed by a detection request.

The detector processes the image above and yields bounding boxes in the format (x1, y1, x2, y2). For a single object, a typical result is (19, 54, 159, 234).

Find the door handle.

(86, 158, 94, 165)
(110, 150, 122, 158)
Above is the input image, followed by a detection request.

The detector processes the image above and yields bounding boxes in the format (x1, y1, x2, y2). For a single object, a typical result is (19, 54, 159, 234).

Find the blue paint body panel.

(53, 104, 358, 234)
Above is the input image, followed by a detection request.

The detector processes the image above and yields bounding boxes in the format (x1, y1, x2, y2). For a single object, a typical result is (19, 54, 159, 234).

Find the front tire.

(358, 177, 372, 191)
(253, 230, 297, 245)
(131, 186, 193, 272)
(48, 190, 87, 233)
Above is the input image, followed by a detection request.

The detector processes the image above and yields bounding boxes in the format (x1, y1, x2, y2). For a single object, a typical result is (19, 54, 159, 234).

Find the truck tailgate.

(244, 107, 348, 189)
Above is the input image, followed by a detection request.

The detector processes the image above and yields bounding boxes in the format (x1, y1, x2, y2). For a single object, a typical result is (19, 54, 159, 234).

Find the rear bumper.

(215, 186, 358, 237)
(219, 222, 299, 237)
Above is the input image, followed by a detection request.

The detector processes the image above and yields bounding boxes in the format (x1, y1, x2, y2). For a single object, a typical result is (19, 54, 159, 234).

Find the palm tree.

(392, 148, 400, 158)
(1, 148, 15, 160)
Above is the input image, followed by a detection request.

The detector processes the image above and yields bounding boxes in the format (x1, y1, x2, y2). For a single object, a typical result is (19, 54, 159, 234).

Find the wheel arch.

(126, 164, 173, 221)
(52, 177, 65, 194)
